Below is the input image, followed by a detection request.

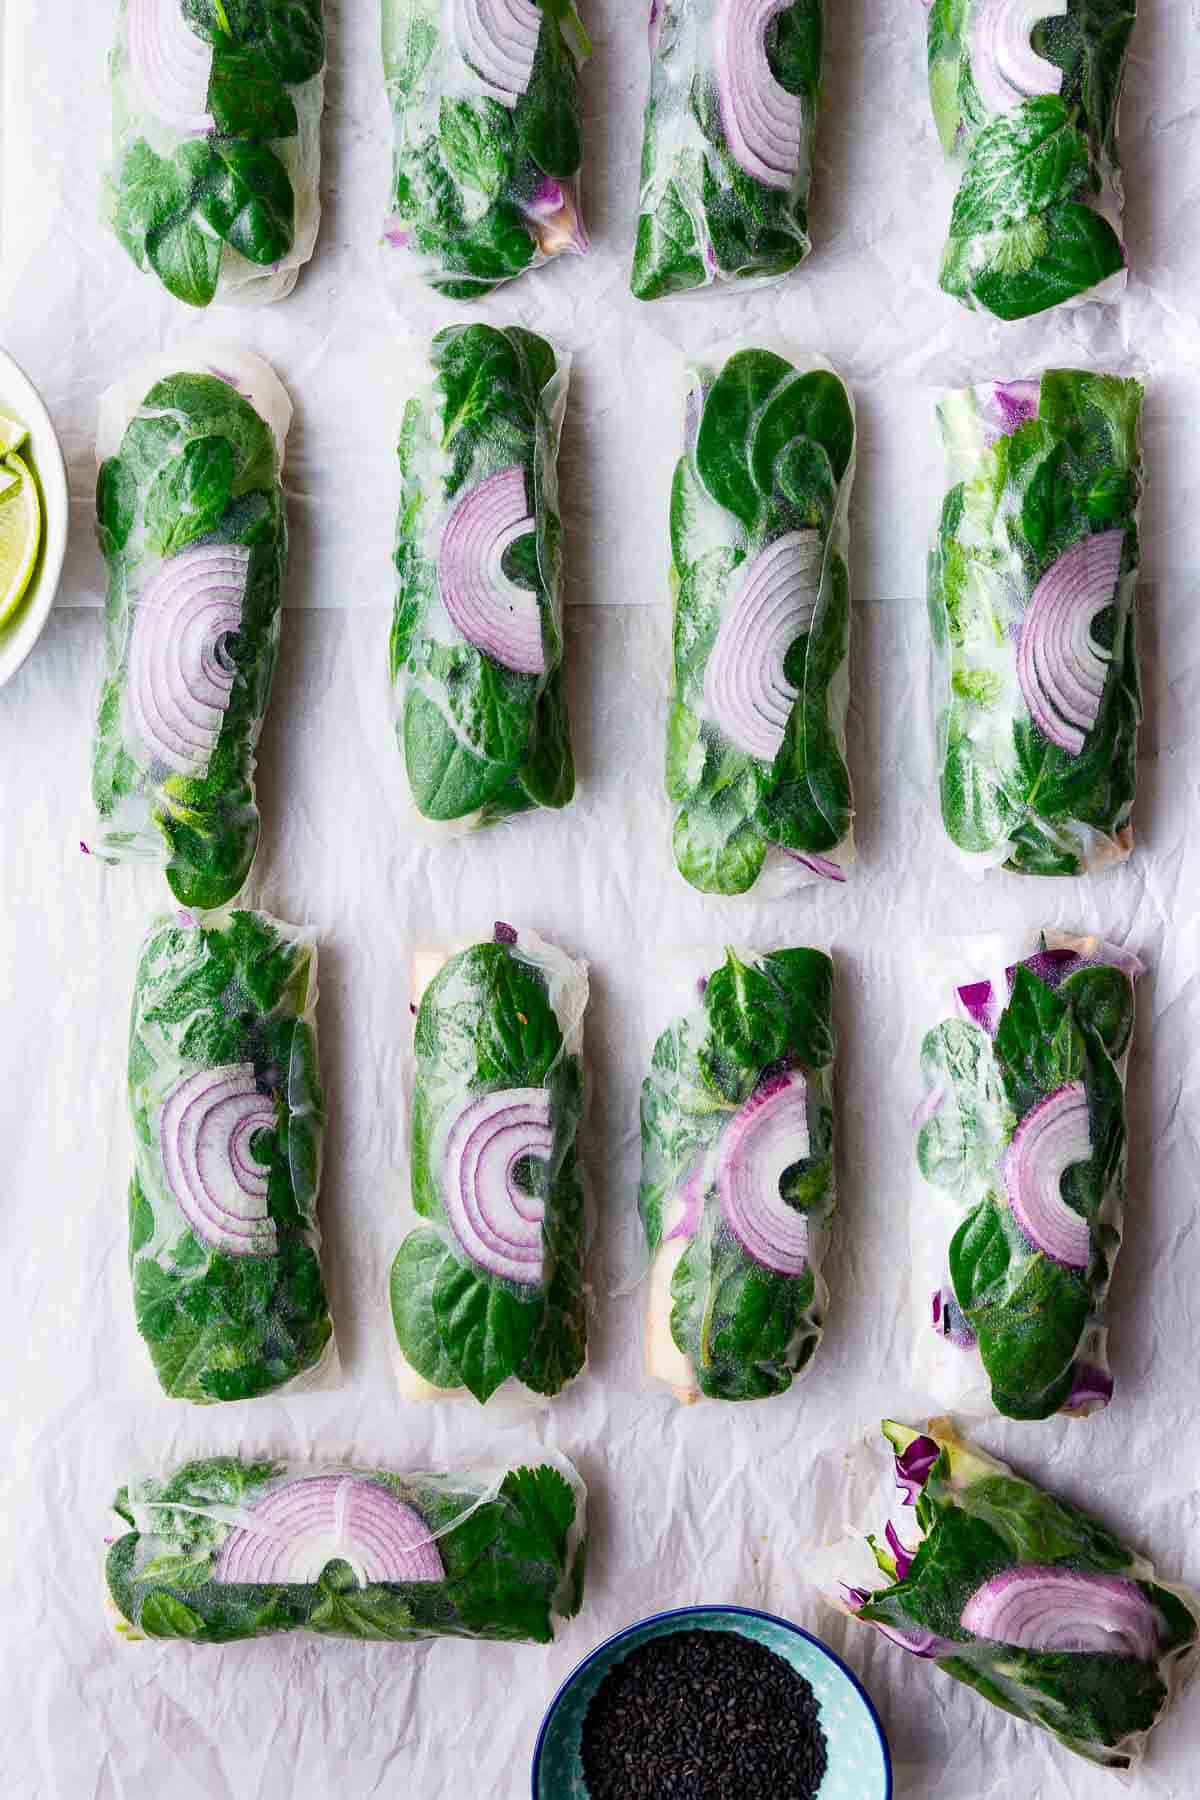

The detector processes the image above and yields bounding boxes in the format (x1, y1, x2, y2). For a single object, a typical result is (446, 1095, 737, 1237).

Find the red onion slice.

(438, 465, 545, 676)
(704, 529, 824, 762)
(127, 0, 215, 135)
(970, 0, 1067, 115)
(159, 1064, 278, 1259)
(1017, 530, 1123, 756)
(961, 1566, 1158, 1660)
(713, 0, 804, 191)
(1003, 1081, 1091, 1268)
(452, 0, 541, 107)
(214, 1475, 445, 1586)
(977, 378, 1041, 445)
(129, 544, 250, 777)
(716, 1070, 811, 1275)
(443, 1087, 553, 1286)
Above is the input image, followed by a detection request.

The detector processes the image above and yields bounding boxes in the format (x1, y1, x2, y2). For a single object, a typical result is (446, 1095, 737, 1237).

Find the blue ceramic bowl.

(532, 1604, 892, 1799)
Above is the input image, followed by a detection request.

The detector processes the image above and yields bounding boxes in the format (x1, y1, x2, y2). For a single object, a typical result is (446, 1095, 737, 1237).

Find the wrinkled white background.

(1, 2, 1199, 1797)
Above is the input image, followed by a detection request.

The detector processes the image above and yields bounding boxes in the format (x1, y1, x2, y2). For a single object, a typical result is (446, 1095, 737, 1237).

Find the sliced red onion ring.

(970, 0, 1067, 115)
(1003, 1081, 1092, 1268)
(438, 465, 545, 676)
(129, 544, 250, 777)
(885, 1520, 916, 1580)
(127, 0, 215, 135)
(787, 850, 848, 883)
(1017, 529, 1124, 756)
(716, 1070, 811, 1275)
(1066, 1361, 1115, 1414)
(713, 0, 804, 190)
(932, 1285, 977, 1349)
(160, 1064, 277, 1259)
(452, 0, 541, 107)
(443, 1087, 553, 1285)
(704, 530, 824, 762)
(961, 1566, 1158, 1660)
(214, 1475, 445, 1586)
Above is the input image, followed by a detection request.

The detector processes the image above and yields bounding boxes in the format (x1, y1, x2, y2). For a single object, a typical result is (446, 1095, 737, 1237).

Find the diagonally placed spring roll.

(391, 324, 575, 833)
(831, 1422, 1199, 1770)
(86, 350, 291, 910)
(641, 947, 835, 1402)
(389, 924, 588, 1405)
(632, 0, 824, 300)
(930, 370, 1143, 876)
(105, 1453, 586, 1644)
(925, 0, 1134, 320)
(381, 0, 590, 298)
(105, 0, 327, 307)
(667, 349, 855, 895)
(127, 909, 334, 1403)
(915, 931, 1141, 1421)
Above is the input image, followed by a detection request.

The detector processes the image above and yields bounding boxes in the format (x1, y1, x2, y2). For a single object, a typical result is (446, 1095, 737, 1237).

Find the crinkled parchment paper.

(1, 3, 1199, 1796)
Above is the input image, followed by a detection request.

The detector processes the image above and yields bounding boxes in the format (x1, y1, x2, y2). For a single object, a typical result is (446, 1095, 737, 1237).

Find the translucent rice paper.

(85, 347, 291, 909)
(632, 0, 823, 300)
(924, 0, 1132, 321)
(667, 344, 855, 898)
(640, 944, 835, 1402)
(911, 929, 1140, 1424)
(814, 1421, 1200, 1773)
(127, 908, 336, 1404)
(389, 925, 589, 1410)
(106, 1451, 586, 1644)
(103, 0, 326, 307)
(930, 370, 1143, 877)
(380, 0, 590, 298)
(389, 324, 575, 836)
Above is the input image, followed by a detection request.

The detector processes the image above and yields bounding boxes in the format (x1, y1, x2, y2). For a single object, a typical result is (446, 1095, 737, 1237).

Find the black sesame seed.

(579, 1627, 829, 1799)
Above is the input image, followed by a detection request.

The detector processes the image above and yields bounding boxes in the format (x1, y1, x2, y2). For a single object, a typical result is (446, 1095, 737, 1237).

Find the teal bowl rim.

(530, 1603, 893, 1798)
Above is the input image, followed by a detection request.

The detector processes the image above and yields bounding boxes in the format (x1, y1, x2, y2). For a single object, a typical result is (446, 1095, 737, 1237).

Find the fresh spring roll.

(381, 0, 589, 297)
(832, 1422, 1199, 1770)
(632, 0, 823, 300)
(641, 947, 835, 1402)
(390, 925, 588, 1405)
(926, 0, 1133, 320)
(105, 1453, 586, 1644)
(86, 351, 291, 910)
(667, 349, 855, 895)
(391, 324, 575, 832)
(931, 370, 1143, 875)
(127, 909, 334, 1403)
(915, 931, 1141, 1421)
(105, 0, 326, 306)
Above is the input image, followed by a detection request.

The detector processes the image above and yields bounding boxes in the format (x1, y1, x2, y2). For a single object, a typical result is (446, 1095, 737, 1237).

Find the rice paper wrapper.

(631, 0, 823, 301)
(103, 0, 326, 308)
(85, 347, 292, 910)
(380, 0, 590, 298)
(925, 0, 1131, 321)
(388, 923, 590, 1411)
(639, 943, 836, 1403)
(105, 1450, 586, 1644)
(668, 342, 856, 900)
(808, 1420, 1200, 1773)
(126, 908, 337, 1405)
(930, 369, 1143, 878)
(910, 929, 1142, 1424)
(388, 325, 576, 839)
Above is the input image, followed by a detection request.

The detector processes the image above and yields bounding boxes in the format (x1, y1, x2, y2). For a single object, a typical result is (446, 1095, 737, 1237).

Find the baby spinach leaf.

(208, 44, 298, 140)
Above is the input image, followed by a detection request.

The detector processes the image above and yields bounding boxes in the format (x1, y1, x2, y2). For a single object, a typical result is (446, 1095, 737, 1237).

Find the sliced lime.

(0, 414, 30, 456)
(0, 451, 43, 626)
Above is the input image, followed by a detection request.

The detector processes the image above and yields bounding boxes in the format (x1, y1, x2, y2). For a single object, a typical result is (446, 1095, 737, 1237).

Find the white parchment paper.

(1, 4, 1199, 1798)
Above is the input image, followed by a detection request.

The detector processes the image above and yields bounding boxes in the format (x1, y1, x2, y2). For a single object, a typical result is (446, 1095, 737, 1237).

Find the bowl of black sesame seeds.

(531, 1604, 891, 1799)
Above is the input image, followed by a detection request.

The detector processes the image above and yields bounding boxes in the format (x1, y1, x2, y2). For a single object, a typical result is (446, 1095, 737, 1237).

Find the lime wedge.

(0, 415, 30, 455)
(0, 451, 43, 626)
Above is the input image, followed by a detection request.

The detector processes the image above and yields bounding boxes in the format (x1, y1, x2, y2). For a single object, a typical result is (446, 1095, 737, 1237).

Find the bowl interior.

(533, 1607, 890, 1800)
(0, 346, 70, 689)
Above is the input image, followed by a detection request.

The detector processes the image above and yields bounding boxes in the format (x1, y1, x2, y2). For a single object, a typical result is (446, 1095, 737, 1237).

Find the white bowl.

(0, 346, 69, 688)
